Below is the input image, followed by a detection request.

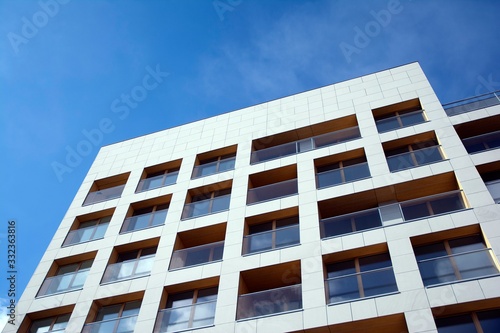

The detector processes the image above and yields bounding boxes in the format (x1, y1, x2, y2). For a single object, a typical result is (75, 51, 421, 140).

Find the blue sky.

(0, 0, 499, 325)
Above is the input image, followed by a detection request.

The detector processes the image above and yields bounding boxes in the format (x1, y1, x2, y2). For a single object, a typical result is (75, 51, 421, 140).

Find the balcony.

(121, 208, 168, 233)
(462, 130, 500, 154)
(243, 224, 299, 255)
(154, 300, 216, 332)
(320, 190, 467, 239)
(63, 222, 108, 246)
(192, 156, 236, 178)
(82, 315, 138, 333)
(83, 184, 125, 206)
(317, 162, 370, 189)
(136, 171, 178, 192)
(443, 91, 500, 116)
(37, 268, 90, 296)
(169, 241, 224, 270)
(387, 145, 445, 172)
(250, 126, 360, 164)
(181, 194, 230, 219)
(101, 256, 154, 283)
(247, 179, 298, 204)
(236, 284, 302, 320)
(417, 248, 499, 287)
(376, 109, 426, 133)
(325, 266, 397, 304)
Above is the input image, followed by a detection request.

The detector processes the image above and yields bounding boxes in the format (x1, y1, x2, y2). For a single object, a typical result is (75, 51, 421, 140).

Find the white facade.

(6, 62, 500, 333)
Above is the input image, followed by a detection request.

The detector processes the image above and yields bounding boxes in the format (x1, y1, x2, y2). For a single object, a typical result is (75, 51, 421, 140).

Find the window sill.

(424, 273, 500, 289)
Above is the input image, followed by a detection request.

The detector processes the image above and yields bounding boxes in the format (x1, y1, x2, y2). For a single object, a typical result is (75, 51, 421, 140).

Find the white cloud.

(0, 297, 11, 331)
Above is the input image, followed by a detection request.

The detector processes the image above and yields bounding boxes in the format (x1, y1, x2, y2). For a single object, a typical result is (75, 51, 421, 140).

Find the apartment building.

(6, 62, 500, 333)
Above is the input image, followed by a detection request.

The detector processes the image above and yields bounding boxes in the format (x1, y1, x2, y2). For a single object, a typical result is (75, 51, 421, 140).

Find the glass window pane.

(377, 117, 400, 132)
(387, 153, 415, 171)
(328, 275, 359, 303)
(196, 287, 218, 302)
(401, 202, 430, 220)
(362, 268, 397, 297)
(359, 253, 392, 271)
(414, 243, 447, 261)
(96, 304, 122, 321)
(212, 244, 224, 261)
(93, 223, 108, 239)
(353, 210, 382, 232)
(211, 195, 230, 212)
(327, 261, 356, 278)
(275, 226, 300, 248)
(248, 232, 272, 253)
(401, 111, 425, 126)
(135, 256, 154, 275)
(192, 301, 216, 328)
(477, 309, 500, 333)
(454, 251, 498, 279)
(344, 163, 370, 182)
(430, 194, 464, 215)
(317, 169, 342, 188)
(167, 291, 195, 308)
(418, 257, 456, 286)
(164, 172, 178, 186)
(122, 301, 141, 317)
(151, 209, 168, 226)
(30, 318, 53, 333)
(322, 217, 353, 238)
(435, 314, 476, 333)
(143, 176, 163, 190)
(185, 248, 211, 266)
(218, 158, 235, 172)
(115, 315, 137, 333)
(448, 235, 485, 253)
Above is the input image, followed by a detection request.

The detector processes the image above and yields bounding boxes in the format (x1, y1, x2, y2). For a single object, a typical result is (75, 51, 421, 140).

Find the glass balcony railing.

(82, 315, 138, 333)
(192, 157, 236, 178)
(443, 91, 500, 116)
(316, 162, 370, 189)
(376, 110, 426, 133)
(37, 269, 90, 296)
(101, 256, 154, 283)
(136, 171, 178, 192)
(243, 224, 300, 255)
(485, 179, 500, 204)
(247, 179, 298, 204)
(83, 184, 125, 206)
(417, 248, 499, 287)
(154, 300, 217, 332)
(120, 209, 168, 233)
(181, 194, 231, 219)
(320, 190, 467, 239)
(250, 126, 361, 164)
(462, 130, 500, 154)
(387, 145, 445, 172)
(169, 241, 224, 270)
(325, 266, 397, 304)
(321, 207, 382, 238)
(63, 223, 108, 246)
(236, 284, 302, 320)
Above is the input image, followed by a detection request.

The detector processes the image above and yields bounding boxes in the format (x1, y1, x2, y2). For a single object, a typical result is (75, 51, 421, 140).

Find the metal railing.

(250, 126, 361, 164)
(325, 266, 397, 303)
(376, 109, 426, 133)
(192, 157, 236, 178)
(101, 256, 154, 283)
(82, 314, 138, 333)
(181, 194, 231, 219)
(443, 90, 500, 116)
(120, 209, 168, 233)
(417, 248, 499, 287)
(169, 241, 224, 270)
(236, 284, 302, 320)
(154, 300, 216, 332)
(83, 184, 125, 205)
(316, 162, 370, 189)
(247, 179, 298, 204)
(387, 145, 444, 172)
(462, 130, 500, 154)
(63, 223, 108, 246)
(320, 190, 467, 238)
(136, 171, 178, 192)
(37, 269, 90, 296)
(243, 224, 300, 254)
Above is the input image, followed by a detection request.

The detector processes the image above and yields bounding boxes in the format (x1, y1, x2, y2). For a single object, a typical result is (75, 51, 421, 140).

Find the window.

(316, 156, 370, 189)
(83, 173, 129, 206)
(182, 185, 231, 219)
(38, 260, 92, 296)
(243, 216, 300, 255)
(385, 139, 444, 172)
(414, 235, 499, 287)
(247, 165, 298, 204)
(372, 98, 426, 133)
(121, 204, 168, 233)
(455, 115, 500, 154)
(435, 309, 500, 333)
(63, 215, 111, 246)
(155, 287, 217, 332)
(82, 301, 141, 333)
(102, 247, 156, 283)
(137, 169, 179, 192)
(400, 190, 467, 221)
(192, 153, 236, 178)
(29, 314, 70, 333)
(478, 164, 500, 204)
(325, 253, 398, 303)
